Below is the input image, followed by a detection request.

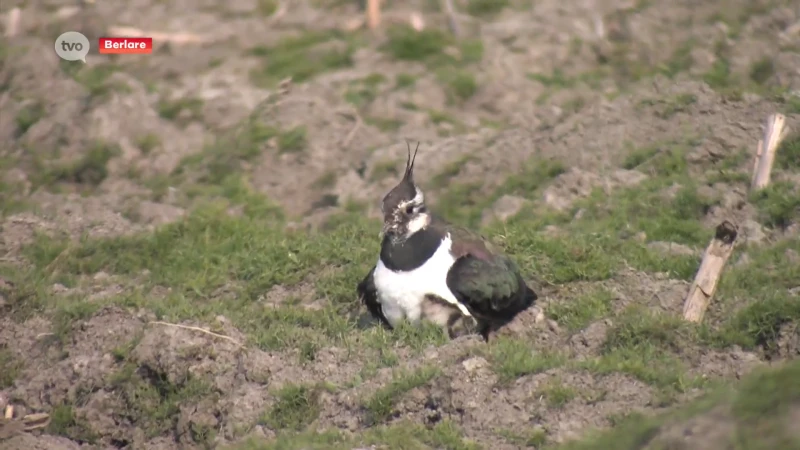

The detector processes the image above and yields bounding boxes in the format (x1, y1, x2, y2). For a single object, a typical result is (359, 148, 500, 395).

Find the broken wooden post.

(682, 220, 739, 323)
(441, 0, 461, 37)
(367, 0, 381, 30)
(4, 7, 20, 38)
(751, 113, 787, 191)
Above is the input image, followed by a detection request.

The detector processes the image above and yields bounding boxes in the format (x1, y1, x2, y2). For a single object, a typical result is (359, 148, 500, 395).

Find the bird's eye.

(405, 205, 415, 215)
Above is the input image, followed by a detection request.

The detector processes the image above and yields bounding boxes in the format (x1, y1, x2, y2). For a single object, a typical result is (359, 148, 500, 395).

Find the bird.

(356, 141, 538, 341)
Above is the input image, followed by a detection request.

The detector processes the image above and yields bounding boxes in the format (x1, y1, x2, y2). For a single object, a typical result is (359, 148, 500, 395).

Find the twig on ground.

(339, 108, 363, 148)
(4, 405, 13, 419)
(682, 221, 739, 323)
(43, 243, 73, 275)
(23, 413, 50, 431)
(148, 321, 244, 347)
(751, 113, 787, 191)
(441, 0, 461, 37)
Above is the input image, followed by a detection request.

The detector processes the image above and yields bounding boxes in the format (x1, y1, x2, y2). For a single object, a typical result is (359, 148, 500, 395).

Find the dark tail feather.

(523, 286, 538, 308)
(481, 285, 538, 341)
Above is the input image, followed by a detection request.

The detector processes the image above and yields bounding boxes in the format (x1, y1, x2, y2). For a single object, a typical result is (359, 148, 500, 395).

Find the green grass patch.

(527, 68, 605, 91)
(0, 171, 30, 217)
(718, 238, 799, 297)
(257, 0, 279, 16)
(438, 69, 478, 102)
(135, 133, 161, 155)
(0, 347, 22, 388)
(10, 205, 375, 341)
(484, 336, 564, 383)
(231, 420, 482, 450)
(435, 158, 564, 228)
(47, 403, 98, 443)
(364, 116, 404, 132)
(749, 181, 800, 229)
(261, 383, 324, 432)
(157, 95, 204, 125)
(547, 288, 615, 331)
(465, 0, 509, 17)
(60, 62, 129, 100)
(639, 93, 697, 119)
(344, 74, 387, 108)
(363, 366, 441, 425)
(15, 101, 45, 136)
(783, 94, 800, 114)
(33, 141, 120, 190)
(382, 26, 484, 105)
(276, 125, 307, 153)
(714, 292, 800, 353)
(382, 24, 483, 70)
(749, 57, 775, 85)
(496, 428, 548, 448)
(249, 30, 358, 87)
(554, 359, 800, 450)
(582, 307, 704, 395)
(775, 132, 800, 170)
(109, 366, 216, 439)
(395, 73, 417, 88)
(535, 378, 577, 409)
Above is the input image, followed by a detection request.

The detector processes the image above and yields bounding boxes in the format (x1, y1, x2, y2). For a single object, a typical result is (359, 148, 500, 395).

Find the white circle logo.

(55, 31, 90, 63)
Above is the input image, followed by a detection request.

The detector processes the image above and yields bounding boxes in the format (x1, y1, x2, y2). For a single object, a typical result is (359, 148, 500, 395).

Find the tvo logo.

(55, 31, 90, 63)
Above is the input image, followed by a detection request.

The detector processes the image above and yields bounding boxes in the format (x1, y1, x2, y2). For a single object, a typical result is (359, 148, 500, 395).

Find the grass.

(535, 379, 577, 409)
(639, 93, 697, 119)
(363, 366, 441, 425)
(47, 403, 97, 443)
(547, 289, 615, 332)
(553, 359, 800, 450)
(261, 384, 324, 431)
(60, 62, 129, 101)
(465, 0, 510, 17)
(33, 140, 120, 190)
(775, 132, 800, 170)
(15, 101, 45, 136)
(750, 181, 800, 229)
(4, 67, 800, 450)
(0, 347, 21, 388)
(434, 158, 565, 228)
(381, 25, 484, 101)
(111, 367, 216, 440)
(157, 95, 204, 125)
(248, 30, 358, 87)
(585, 307, 705, 397)
(483, 337, 564, 383)
(231, 420, 482, 450)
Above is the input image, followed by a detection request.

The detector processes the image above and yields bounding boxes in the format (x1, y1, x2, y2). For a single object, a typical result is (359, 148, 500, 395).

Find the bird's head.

(380, 141, 431, 243)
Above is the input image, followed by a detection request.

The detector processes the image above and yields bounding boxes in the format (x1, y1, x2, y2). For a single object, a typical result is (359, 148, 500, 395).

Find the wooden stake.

(367, 0, 381, 30)
(682, 221, 739, 323)
(441, 0, 461, 37)
(751, 113, 787, 191)
(5, 7, 20, 38)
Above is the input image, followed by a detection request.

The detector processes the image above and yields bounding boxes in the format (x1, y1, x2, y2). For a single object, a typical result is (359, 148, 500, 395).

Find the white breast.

(372, 234, 472, 328)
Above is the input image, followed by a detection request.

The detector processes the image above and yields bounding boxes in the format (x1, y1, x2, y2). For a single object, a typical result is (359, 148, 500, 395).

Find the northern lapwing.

(357, 142, 537, 340)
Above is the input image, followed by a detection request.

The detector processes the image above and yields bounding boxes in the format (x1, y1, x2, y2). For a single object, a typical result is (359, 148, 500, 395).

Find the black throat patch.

(380, 227, 444, 272)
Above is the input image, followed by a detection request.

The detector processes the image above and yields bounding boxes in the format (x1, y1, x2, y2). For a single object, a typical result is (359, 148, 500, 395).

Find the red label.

(98, 37, 153, 54)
